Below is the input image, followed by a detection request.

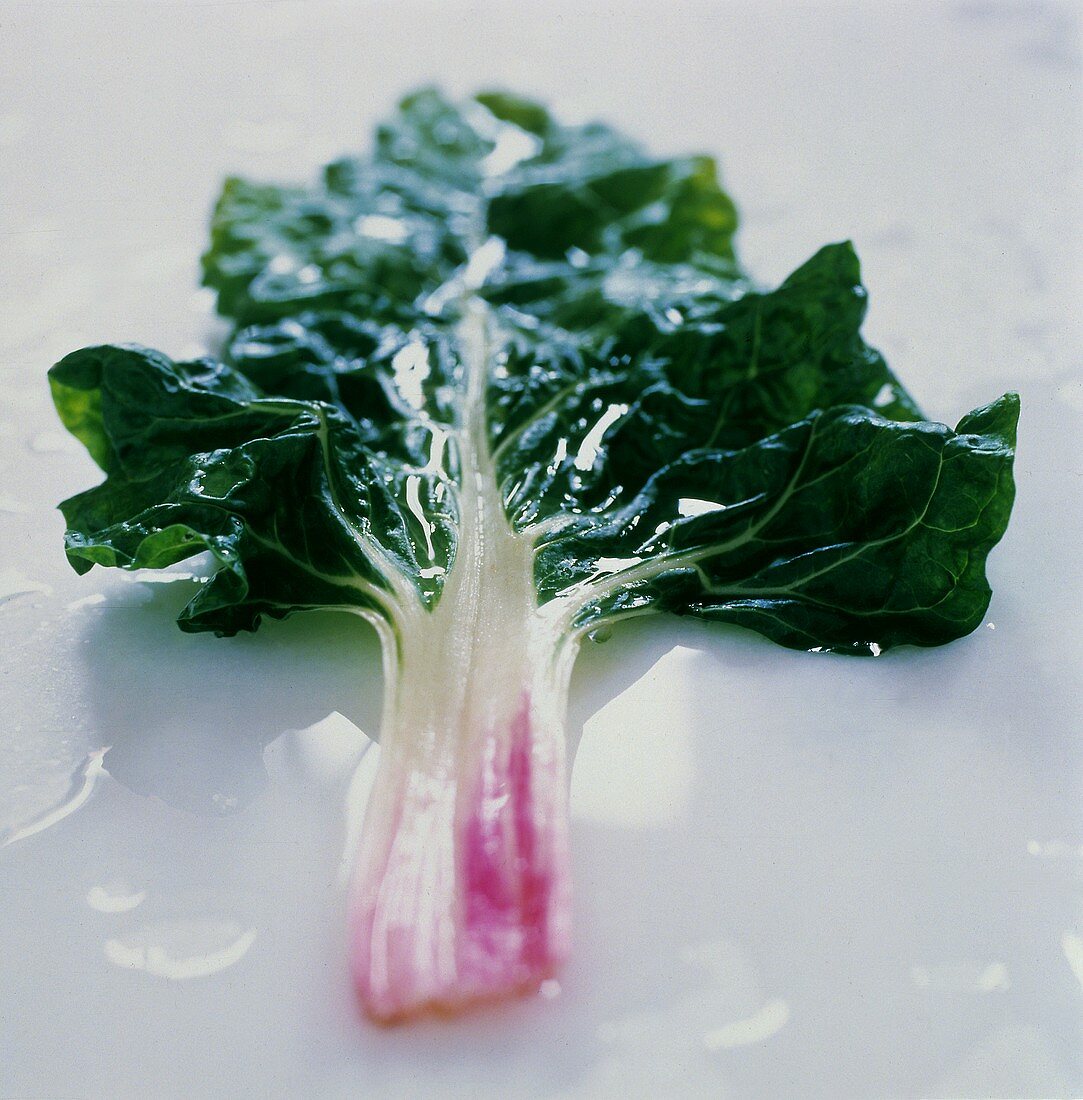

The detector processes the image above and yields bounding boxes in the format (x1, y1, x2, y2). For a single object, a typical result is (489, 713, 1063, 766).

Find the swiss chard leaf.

(48, 87, 1020, 1024)
(52, 87, 1017, 656)
(51, 341, 457, 631)
(534, 395, 1018, 652)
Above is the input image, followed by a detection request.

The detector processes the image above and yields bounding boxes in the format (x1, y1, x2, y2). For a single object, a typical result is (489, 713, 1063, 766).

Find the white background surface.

(1, 2, 1080, 1097)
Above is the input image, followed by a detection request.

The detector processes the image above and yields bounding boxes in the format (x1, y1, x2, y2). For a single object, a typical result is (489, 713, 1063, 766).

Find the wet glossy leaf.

(51, 88, 1017, 653)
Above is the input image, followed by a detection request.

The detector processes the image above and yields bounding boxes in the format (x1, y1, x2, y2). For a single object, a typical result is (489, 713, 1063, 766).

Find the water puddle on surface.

(1027, 838, 1083, 860)
(1061, 932, 1083, 992)
(592, 934, 785, 1078)
(0, 747, 110, 848)
(910, 961, 1011, 993)
(103, 919, 257, 980)
(702, 998, 791, 1051)
(87, 881, 147, 914)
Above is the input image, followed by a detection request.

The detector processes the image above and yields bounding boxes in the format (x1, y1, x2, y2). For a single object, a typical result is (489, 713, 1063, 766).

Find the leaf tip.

(955, 391, 1020, 448)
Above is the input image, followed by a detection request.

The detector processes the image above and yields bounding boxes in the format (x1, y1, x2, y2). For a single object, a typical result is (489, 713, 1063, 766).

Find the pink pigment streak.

(461, 694, 557, 978)
(350, 692, 570, 1023)
(507, 699, 549, 969)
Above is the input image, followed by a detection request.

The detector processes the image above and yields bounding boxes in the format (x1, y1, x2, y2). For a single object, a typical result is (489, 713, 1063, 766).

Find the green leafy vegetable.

(49, 87, 1018, 1023)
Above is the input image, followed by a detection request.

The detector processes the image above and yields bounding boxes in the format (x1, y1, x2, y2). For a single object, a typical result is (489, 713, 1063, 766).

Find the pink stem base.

(349, 691, 570, 1024)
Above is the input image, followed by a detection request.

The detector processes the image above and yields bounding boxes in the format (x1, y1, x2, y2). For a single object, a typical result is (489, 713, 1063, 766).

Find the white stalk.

(348, 301, 580, 1022)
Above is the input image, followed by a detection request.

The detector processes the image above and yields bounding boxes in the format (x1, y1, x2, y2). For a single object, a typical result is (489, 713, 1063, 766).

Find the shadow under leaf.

(75, 577, 384, 816)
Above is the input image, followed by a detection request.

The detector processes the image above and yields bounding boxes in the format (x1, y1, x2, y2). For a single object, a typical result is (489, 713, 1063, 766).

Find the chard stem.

(348, 288, 578, 1022)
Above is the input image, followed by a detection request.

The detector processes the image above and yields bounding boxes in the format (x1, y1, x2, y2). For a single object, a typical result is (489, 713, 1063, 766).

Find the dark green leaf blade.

(52, 87, 1018, 659)
(50, 343, 460, 631)
(541, 394, 1018, 653)
(491, 243, 924, 532)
